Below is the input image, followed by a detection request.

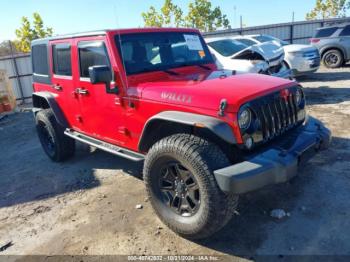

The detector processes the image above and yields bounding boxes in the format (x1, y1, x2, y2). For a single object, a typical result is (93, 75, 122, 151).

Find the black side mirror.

(89, 65, 112, 84)
(88, 65, 118, 94)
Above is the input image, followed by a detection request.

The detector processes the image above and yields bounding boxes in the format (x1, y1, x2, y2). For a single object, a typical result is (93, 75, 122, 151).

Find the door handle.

(75, 88, 89, 95)
(52, 84, 62, 91)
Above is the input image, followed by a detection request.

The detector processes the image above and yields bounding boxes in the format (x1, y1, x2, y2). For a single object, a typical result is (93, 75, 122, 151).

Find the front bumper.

(214, 116, 331, 194)
(289, 56, 321, 76)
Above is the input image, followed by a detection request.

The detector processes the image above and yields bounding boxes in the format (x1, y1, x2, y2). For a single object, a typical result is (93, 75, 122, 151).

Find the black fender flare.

(32, 91, 69, 128)
(138, 111, 237, 152)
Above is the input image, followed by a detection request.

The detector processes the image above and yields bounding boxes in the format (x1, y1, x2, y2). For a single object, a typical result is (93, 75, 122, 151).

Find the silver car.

(311, 23, 350, 68)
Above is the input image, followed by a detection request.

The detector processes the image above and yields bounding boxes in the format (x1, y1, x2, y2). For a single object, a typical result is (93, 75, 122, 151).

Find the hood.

(231, 41, 285, 66)
(283, 44, 318, 53)
(215, 57, 269, 74)
(132, 70, 295, 113)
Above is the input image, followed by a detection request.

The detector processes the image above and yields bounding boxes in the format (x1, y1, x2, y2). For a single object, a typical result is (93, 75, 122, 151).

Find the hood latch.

(218, 99, 227, 117)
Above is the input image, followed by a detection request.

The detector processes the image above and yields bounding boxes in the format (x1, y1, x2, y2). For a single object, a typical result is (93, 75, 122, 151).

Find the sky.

(1, 0, 321, 41)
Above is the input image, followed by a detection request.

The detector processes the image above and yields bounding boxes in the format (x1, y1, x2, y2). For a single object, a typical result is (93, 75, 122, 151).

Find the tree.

(306, 0, 350, 20)
(142, 0, 184, 27)
(14, 12, 53, 52)
(142, 0, 230, 32)
(185, 0, 230, 32)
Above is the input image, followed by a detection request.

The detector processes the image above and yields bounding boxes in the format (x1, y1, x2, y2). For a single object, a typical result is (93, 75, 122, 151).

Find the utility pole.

(290, 12, 295, 44)
(234, 5, 237, 28)
(240, 15, 243, 35)
(8, 40, 24, 104)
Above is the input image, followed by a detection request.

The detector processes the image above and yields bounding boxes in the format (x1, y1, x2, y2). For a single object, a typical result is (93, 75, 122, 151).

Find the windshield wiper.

(176, 62, 211, 71)
(196, 64, 211, 70)
(162, 69, 179, 75)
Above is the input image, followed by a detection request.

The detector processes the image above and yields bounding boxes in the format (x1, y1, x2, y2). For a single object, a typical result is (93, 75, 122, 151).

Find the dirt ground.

(0, 66, 349, 260)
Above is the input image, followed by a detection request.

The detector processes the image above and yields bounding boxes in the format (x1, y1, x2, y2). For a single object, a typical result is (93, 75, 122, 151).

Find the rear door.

(72, 37, 126, 145)
(49, 39, 83, 130)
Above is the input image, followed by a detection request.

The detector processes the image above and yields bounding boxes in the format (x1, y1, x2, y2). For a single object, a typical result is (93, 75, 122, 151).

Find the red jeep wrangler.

(31, 28, 331, 239)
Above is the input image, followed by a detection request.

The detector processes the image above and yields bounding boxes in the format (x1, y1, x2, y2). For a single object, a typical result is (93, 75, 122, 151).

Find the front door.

(72, 37, 126, 146)
(49, 39, 83, 130)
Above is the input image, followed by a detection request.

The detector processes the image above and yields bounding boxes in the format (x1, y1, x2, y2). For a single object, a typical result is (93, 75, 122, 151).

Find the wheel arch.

(32, 91, 69, 128)
(138, 111, 238, 158)
(320, 45, 346, 60)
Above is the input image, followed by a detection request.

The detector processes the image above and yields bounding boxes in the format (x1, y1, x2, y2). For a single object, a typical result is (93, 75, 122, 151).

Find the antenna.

(114, 4, 129, 91)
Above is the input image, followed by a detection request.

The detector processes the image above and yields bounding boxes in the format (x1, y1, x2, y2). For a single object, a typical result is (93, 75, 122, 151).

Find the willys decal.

(161, 92, 192, 104)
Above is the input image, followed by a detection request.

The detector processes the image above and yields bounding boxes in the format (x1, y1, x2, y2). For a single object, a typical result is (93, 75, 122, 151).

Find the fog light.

(245, 137, 254, 149)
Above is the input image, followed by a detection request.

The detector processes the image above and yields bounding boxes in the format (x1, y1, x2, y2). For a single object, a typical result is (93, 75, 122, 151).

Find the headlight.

(290, 51, 303, 57)
(238, 108, 251, 130)
(295, 88, 303, 106)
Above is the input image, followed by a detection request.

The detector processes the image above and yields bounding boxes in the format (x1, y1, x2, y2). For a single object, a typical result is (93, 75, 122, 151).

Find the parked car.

(310, 23, 350, 68)
(205, 37, 291, 79)
(31, 28, 331, 239)
(234, 35, 320, 77)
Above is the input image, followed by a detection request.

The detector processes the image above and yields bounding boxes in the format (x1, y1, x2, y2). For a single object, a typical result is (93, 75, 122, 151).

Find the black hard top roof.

(31, 30, 108, 46)
(31, 27, 200, 46)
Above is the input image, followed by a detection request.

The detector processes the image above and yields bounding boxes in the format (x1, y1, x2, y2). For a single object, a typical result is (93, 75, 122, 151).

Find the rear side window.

(52, 43, 72, 76)
(253, 35, 276, 43)
(315, 27, 338, 38)
(340, 25, 350, 36)
(32, 44, 49, 76)
(236, 38, 256, 47)
(78, 41, 110, 78)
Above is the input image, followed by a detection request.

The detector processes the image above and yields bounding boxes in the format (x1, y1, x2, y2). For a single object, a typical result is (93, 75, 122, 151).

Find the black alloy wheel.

(37, 120, 56, 157)
(158, 161, 200, 217)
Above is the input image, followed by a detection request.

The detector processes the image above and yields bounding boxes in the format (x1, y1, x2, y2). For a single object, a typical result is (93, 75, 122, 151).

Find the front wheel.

(143, 134, 238, 239)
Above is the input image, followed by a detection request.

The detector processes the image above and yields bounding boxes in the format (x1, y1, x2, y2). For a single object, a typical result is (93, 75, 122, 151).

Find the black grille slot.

(252, 90, 302, 142)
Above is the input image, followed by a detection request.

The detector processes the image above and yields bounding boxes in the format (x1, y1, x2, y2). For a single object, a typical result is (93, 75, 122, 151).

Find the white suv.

(234, 35, 320, 77)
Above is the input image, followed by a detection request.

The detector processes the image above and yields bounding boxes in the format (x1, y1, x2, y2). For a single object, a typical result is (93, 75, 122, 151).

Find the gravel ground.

(0, 66, 349, 260)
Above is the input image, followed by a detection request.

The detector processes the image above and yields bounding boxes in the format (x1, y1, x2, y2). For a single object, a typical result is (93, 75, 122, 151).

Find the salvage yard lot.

(0, 66, 349, 258)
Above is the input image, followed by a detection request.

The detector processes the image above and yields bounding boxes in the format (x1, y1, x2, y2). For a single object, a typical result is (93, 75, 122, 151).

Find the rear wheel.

(143, 134, 238, 239)
(35, 109, 75, 162)
(322, 49, 344, 68)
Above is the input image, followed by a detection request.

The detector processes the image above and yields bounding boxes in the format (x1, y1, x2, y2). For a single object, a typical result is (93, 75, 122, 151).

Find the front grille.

(243, 87, 305, 145)
(303, 50, 320, 59)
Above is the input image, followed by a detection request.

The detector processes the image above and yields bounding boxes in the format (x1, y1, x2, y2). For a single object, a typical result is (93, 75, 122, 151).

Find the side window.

(78, 41, 110, 78)
(237, 38, 256, 46)
(32, 44, 49, 76)
(52, 43, 72, 76)
(315, 27, 338, 38)
(340, 25, 350, 36)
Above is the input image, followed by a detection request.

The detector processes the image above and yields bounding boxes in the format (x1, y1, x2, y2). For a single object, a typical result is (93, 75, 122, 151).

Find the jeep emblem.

(161, 92, 192, 104)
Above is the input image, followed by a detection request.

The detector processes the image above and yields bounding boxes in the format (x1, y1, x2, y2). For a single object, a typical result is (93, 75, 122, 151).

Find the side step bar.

(64, 129, 145, 162)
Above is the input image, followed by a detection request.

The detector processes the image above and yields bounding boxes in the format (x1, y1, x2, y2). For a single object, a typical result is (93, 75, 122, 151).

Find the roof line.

(32, 30, 108, 44)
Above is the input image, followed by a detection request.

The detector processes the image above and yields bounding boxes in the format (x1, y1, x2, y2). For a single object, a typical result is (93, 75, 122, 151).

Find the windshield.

(115, 32, 213, 75)
(207, 39, 248, 57)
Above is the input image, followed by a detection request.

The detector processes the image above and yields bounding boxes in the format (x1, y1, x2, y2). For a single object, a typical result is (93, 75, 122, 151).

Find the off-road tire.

(143, 134, 238, 239)
(322, 49, 344, 68)
(35, 109, 75, 162)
